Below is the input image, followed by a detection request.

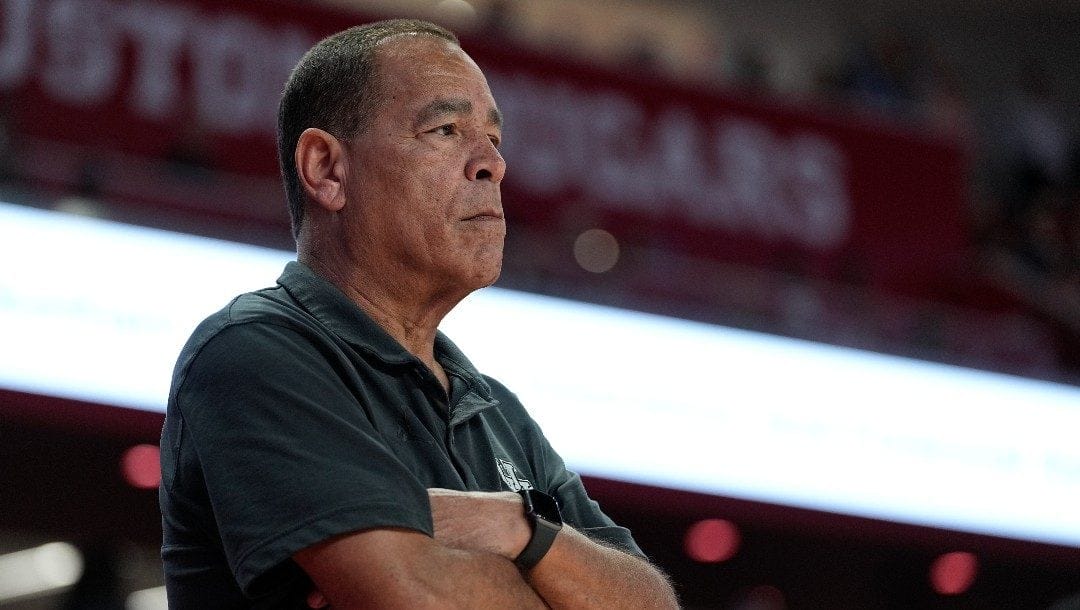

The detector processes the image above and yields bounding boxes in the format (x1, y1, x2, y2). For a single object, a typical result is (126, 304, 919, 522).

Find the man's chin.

(480, 270, 502, 289)
(473, 262, 503, 289)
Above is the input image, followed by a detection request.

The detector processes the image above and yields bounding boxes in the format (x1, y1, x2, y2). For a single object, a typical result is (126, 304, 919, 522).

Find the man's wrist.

(514, 489, 563, 571)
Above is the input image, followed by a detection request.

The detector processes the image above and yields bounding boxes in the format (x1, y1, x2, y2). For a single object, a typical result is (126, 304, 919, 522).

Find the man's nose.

(466, 138, 506, 183)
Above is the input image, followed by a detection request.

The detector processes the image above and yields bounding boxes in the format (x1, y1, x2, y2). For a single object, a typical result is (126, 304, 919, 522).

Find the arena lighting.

(0, 542, 83, 602)
(684, 519, 741, 563)
(121, 444, 162, 489)
(930, 551, 979, 596)
(126, 585, 168, 610)
(2, 201, 1080, 548)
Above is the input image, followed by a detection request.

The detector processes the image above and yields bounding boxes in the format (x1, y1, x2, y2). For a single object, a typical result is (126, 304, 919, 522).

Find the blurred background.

(1, 0, 1079, 607)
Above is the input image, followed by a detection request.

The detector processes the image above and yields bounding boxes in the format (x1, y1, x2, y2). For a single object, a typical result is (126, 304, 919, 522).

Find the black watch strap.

(514, 489, 563, 571)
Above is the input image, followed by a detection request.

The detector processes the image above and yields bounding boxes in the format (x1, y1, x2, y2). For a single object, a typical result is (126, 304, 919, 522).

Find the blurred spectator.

(833, 24, 922, 117)
(920, 39, 974, 139)
(623, 36, 664, 75)
(977, 56, 1079, 339)
(822, 21, 977, 140)
(995, 58, 1074, 225)
(480, 0, 516, 39)
(984, 193, 1080, 342)
(729, 42, 773, 94)
(1014, 193, 1073, 277)
(0, 97, 18, 186)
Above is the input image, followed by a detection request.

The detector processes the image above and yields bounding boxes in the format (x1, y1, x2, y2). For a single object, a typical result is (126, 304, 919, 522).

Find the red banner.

(478, 48, 969, 297)
(1, 0, 969, 294)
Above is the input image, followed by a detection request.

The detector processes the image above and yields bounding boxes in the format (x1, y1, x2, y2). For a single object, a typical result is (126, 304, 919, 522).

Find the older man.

(159, 19, 678, 608)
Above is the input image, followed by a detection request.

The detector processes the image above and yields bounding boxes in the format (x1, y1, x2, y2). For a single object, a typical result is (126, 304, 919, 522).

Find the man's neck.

(299, 250, 459, 388)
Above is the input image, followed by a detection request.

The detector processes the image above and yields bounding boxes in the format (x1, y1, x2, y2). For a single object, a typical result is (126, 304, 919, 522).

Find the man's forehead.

(374, 36, 500, 123)
(374, 32, 473, 75)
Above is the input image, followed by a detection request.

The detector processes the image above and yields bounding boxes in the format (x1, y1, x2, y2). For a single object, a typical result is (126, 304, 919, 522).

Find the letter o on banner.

(191, 14, 265, 134)
(42, 0, 122, 105)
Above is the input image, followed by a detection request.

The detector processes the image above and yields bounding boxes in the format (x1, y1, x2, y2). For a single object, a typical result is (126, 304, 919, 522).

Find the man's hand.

(427, 488, 679, 608)
(427, 488, 532, 560)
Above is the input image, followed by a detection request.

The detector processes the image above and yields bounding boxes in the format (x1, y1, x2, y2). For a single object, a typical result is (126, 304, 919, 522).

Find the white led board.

(2, 201, 1079, 547)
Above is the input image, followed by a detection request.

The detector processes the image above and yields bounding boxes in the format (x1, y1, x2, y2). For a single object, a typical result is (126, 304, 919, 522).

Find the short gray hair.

(276, 19, 459, 240)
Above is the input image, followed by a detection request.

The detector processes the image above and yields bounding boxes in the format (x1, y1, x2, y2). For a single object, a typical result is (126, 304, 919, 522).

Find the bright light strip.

(127, 586, 168, 610)
(0, 202, 291, 410)
(444, 292, 1080, 547)
(2, 201, 1079, 547)
(0, 542, 83, 601)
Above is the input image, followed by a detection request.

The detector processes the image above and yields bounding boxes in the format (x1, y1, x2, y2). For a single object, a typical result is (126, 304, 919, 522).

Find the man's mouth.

(463, 211, 504, 221)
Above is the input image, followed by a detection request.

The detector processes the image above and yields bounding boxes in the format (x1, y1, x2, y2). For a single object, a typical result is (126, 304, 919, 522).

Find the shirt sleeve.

(169, 320, 432, 596)
(537, 435, 647, 558)
(483, 377, 646, 558)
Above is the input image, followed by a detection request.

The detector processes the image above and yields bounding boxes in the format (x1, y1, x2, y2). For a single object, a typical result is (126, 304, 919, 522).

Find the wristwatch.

(514, 489, 563, 571)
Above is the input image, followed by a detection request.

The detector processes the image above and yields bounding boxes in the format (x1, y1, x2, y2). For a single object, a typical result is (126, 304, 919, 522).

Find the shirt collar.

(277, 260, 414, 365)
(276, 261, 498, 413)
(436, 332, 497, 423)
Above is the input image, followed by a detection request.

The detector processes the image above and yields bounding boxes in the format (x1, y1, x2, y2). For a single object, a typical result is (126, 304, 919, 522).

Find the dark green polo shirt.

(159, 261, 641, 608)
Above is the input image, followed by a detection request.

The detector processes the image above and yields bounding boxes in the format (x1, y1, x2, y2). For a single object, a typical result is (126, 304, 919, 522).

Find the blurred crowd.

(479, 0, 1080, 266)
(474, 1, 1080, 373)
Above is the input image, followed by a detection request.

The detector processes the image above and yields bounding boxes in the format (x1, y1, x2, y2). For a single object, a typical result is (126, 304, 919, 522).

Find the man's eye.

(489, 135, 501, 148)
(433, 124, 456, 136)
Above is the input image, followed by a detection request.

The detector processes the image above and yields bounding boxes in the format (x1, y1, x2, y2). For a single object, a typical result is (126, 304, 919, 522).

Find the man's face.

(342, 35, 506, 298)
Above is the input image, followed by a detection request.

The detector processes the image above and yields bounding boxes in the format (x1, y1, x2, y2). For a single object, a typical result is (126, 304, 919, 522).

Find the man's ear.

(296, 127, 347, 213)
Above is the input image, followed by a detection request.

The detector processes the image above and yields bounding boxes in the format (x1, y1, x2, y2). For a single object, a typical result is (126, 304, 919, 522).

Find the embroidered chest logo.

(496, 457, 534, 492)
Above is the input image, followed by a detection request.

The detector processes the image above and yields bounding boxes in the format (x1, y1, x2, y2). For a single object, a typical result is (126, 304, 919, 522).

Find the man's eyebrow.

(413, 98, 503, 130)
(488, 107, 503, 130)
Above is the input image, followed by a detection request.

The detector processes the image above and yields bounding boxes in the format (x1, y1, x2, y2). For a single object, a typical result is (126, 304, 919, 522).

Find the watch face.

(526, 490, 562, 525)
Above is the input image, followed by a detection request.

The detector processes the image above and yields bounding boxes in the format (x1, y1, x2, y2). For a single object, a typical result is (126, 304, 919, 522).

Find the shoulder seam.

(170, 315, 325, 415)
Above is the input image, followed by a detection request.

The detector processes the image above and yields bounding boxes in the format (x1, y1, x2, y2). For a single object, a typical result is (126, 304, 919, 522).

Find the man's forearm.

(528, 526, 678, 609)
(295, 528, 548, 610)
(414, 543, 550, 609)
(428, 488, 678, 608)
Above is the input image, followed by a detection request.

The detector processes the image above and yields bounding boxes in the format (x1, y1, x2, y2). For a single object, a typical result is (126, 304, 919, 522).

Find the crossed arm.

(294, 489, 679, 609)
